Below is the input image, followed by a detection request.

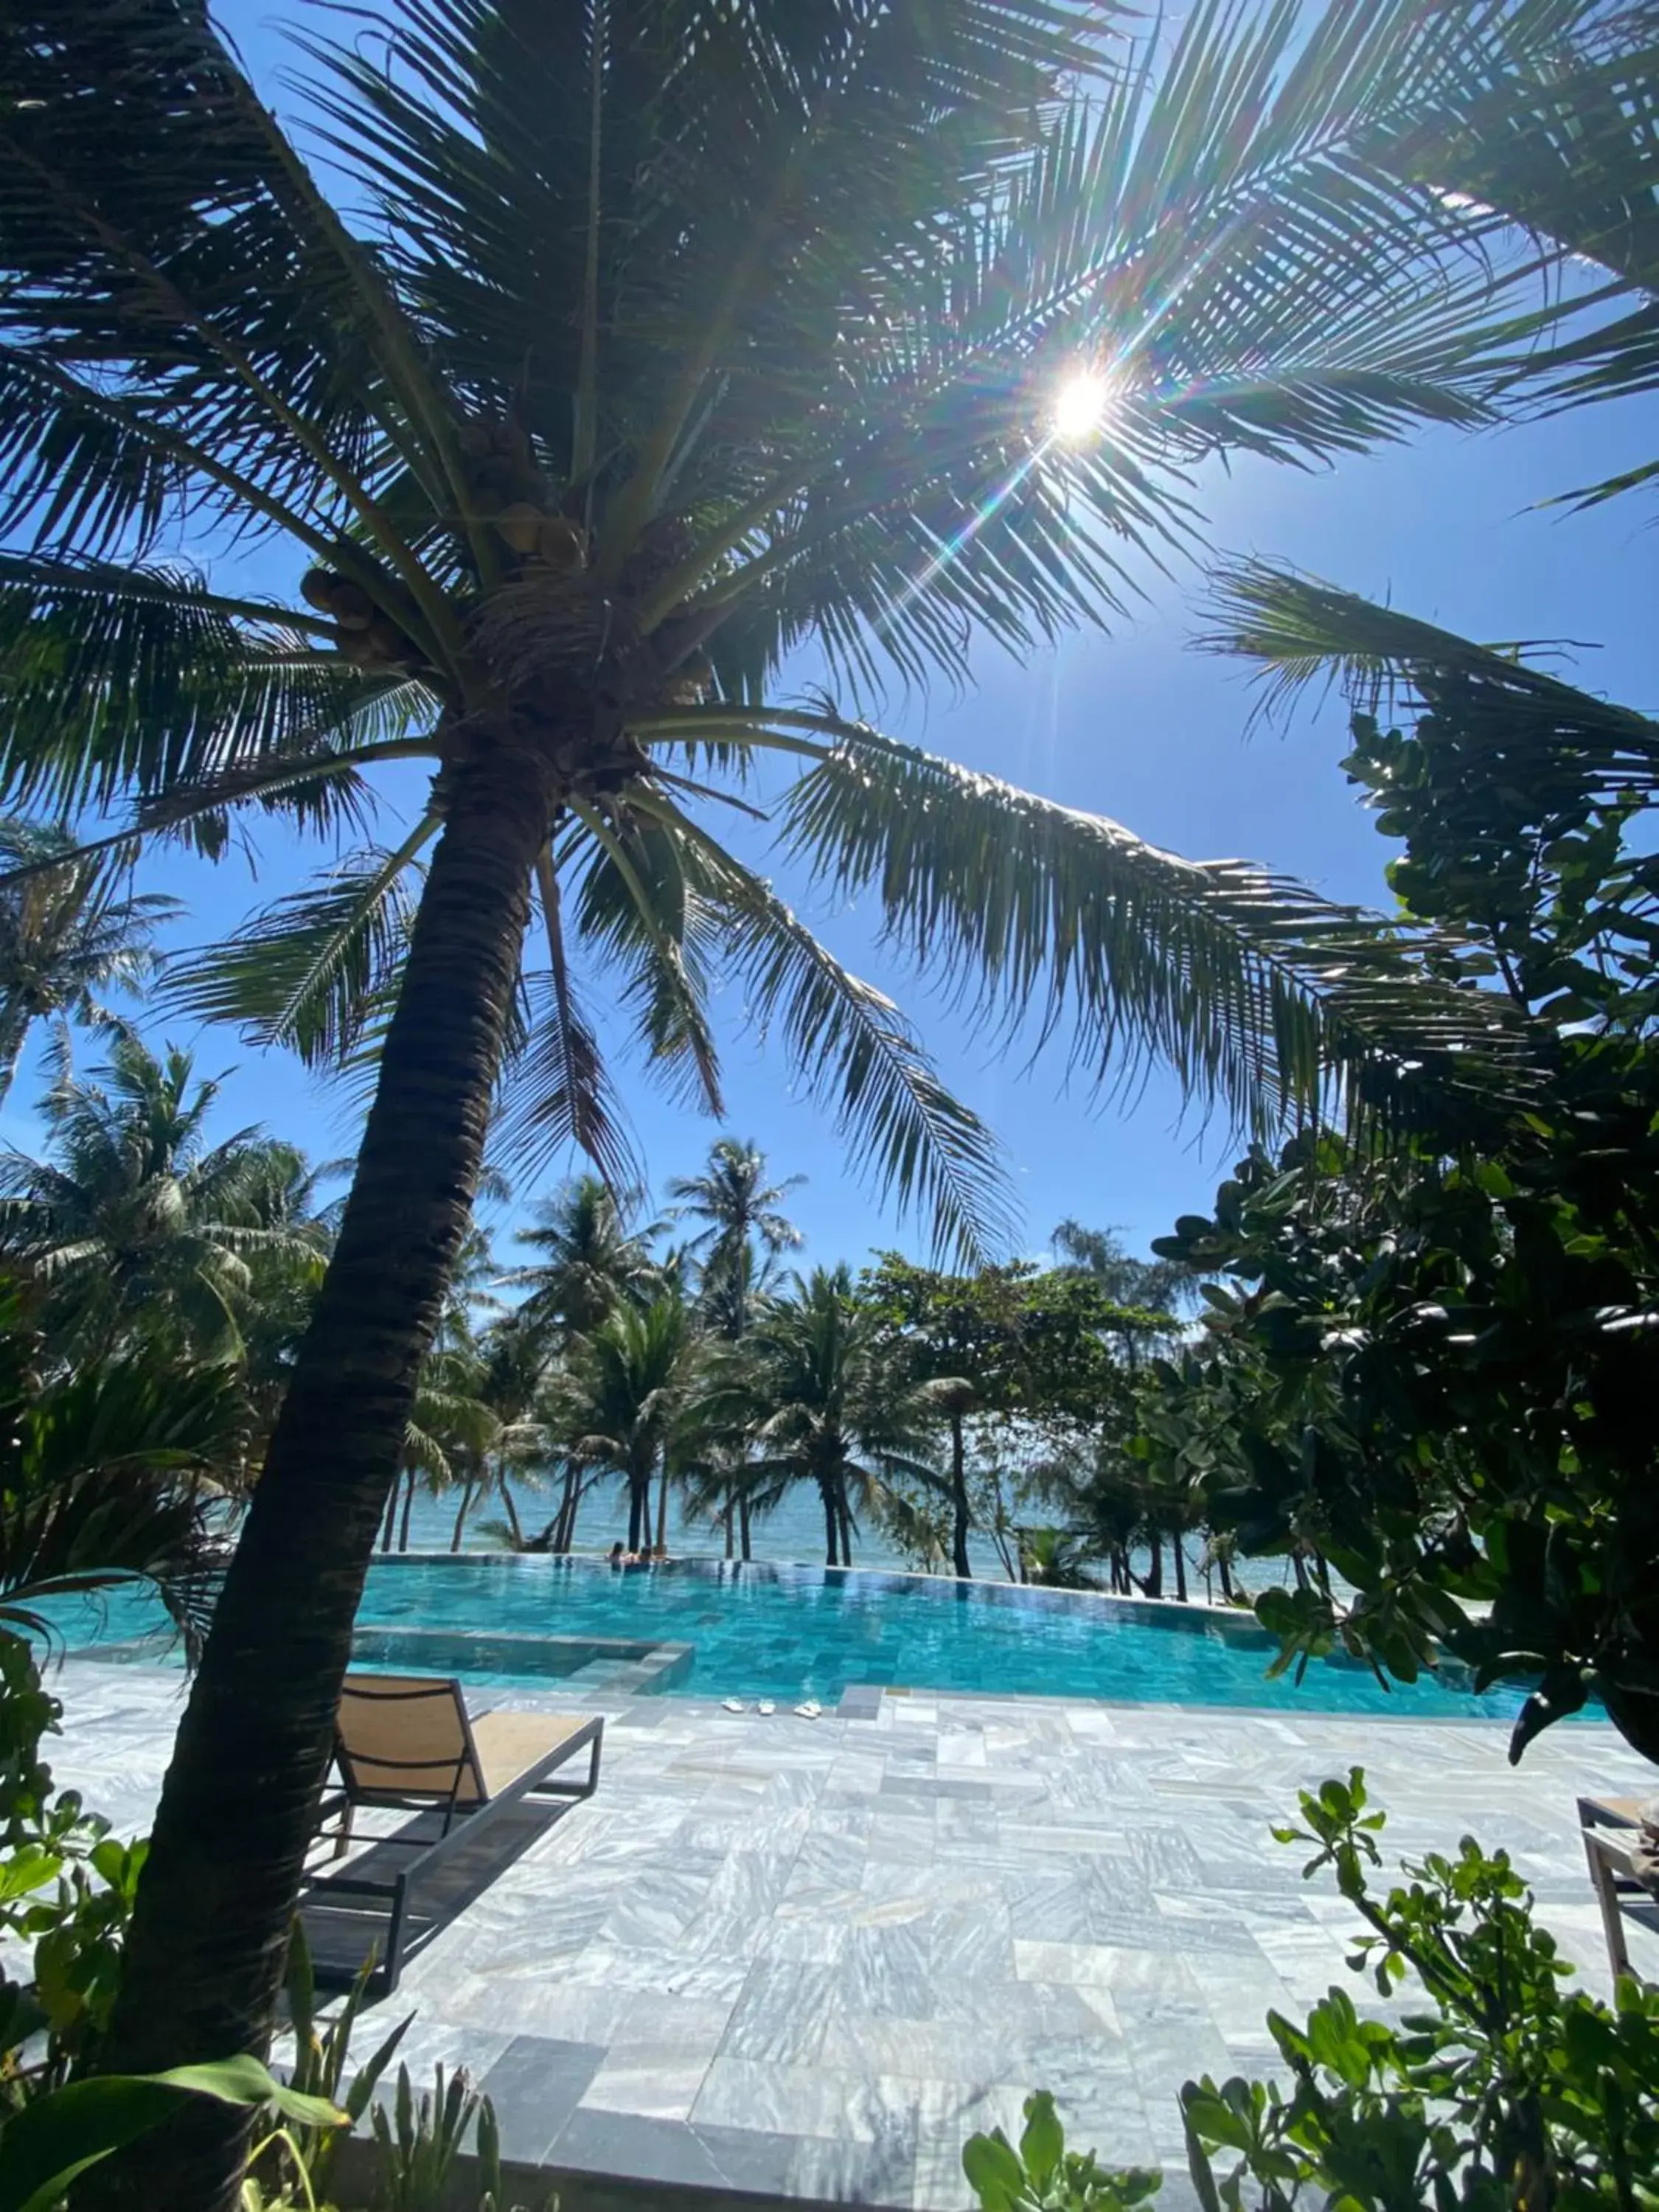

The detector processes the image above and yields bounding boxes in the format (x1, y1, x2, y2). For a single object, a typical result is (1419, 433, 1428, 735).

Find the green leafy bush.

(964, 2091, 1161, 2212)
(0, 1638, 145, 2103)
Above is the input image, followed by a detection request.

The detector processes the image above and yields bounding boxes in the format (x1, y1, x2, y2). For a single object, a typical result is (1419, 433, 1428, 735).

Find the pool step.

(347, 1623, 696, 1698)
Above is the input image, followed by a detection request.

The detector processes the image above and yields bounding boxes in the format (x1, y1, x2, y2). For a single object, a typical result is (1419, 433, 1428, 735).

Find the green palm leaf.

(164, 829, 436, 1066)
(781, 717, 1535, 1137)
(1369, 10, 1659, 506)
(0, 552, 425, 824)
(492, 965, 639, 1195)
(1202, 557, 1659, 792)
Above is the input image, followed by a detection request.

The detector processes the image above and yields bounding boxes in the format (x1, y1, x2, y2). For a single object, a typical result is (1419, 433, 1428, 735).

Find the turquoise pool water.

(69, 1555, 1545, 1722)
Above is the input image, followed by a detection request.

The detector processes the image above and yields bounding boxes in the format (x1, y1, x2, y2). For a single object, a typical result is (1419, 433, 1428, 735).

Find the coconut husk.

(495, 501, 547, 554)
(534, 516, 588, 573)
(325, 580, 375, 630)
(470, 574, 656, 713)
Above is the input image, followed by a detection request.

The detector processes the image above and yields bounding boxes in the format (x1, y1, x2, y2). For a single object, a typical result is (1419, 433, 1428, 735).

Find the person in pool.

(608, 1541, 633, 1568)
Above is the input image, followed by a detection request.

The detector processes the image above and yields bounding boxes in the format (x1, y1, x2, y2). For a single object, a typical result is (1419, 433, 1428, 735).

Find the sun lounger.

(1578, 1795, 1658, 1984)
(304, 1672, 603, 1992)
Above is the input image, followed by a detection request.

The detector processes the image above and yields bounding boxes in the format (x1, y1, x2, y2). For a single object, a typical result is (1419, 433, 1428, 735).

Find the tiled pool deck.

(48, 1660, 1655, 2210)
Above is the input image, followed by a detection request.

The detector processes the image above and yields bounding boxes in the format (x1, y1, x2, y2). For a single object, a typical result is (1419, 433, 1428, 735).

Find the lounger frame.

(1578, 1794, 1655, 1986)
(303, 1675, 602, 1993)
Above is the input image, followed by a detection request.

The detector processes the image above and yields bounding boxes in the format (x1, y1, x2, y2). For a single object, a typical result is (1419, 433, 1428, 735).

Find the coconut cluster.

(457, 415, 591, 576)
(302, 417, 716, 722)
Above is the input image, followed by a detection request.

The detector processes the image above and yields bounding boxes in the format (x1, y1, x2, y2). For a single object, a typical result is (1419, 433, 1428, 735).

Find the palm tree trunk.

(739, 1492, 752, 1562)
(627, 1473, 647, 1552)
(821, 1481, 839, 1566)
(552, 1462, 577, 1551)
(498, 1468, 523, 1546)
(838, 1496, 855, 1568)
(723, 1493, 734, 1560)
(1172, 1532, 1188, 1604)
(1142, 1528, 1164, 1598)
(379, 1486, 397, 1553)
(0, 1001, 29, 1110)
(654, 1461, 669, 1554)
(948, 1411, 971, 1580)
(397, 1469, 417, 1551)
(450, 1479, 475, 1551)
(1217, 1550, 1235, 1602)
(91, 739, 558, 2212)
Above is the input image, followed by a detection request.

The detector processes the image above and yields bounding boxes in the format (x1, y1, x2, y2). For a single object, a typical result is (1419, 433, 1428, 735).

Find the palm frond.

(0, 1, 416, 547)
(566, 802, 725, 1115)
(492, 966, 640, 1194)
(164, 828, 436, 1065)
(782, 719, 1535, 1141)
(1201, 556, 1659, 795)
(0, 552, 431, 818)
(1, 1352, 246, 1653)
(1368, 11, 1659, 505)
(630, 785, 1010, 1267)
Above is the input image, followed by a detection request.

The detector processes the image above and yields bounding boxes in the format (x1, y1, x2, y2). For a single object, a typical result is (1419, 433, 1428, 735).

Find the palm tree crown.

(544, 1293, 701, 1554)
(0, 1037, 324, 1362)
(0, 819, 178, 1104)
(723, 1265, 944, 1567)
(669, 1136, 804, 1338)
(506, 1175, 660, 1349)
(3, 0, 1559, 1251)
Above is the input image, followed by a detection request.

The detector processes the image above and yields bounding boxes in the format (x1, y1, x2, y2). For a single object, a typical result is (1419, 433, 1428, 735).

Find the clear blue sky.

(5, 13, 1655, 1276)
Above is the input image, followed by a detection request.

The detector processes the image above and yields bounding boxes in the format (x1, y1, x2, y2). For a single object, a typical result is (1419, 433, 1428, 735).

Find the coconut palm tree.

(669, 1138, 805, 1336)
(384, 1338, 502, 1554)
(543, 1294, 701, 1554)
(212, 1147, 336, 1487)
(669, 1137, 804, 1553)
(722, 1266, 947, 1567)
(503, 1178, 660, 1546)
(446, 1316, 549, 1551)
(505, 1177, 659, 1349)
(4, 2, 1598, 2184)
(0, 1037, 327, 1366)
(0, 820, 178, 1106)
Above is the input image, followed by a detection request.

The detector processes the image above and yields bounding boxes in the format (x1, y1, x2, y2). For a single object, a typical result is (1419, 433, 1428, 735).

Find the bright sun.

(1052, 370, 1110, 443)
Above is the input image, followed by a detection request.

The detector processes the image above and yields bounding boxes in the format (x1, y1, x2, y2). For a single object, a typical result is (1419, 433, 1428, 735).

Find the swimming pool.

(70, 1554, 1548, 1722)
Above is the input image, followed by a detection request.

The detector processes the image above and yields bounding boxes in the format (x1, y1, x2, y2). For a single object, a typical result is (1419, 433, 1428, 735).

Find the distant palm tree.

(0, 821, 177, 1106)
(218, 1147, 336, 1484)
(385, 1338, 501, 1554)
(445, 1318, 549, 1551)
(669, 1138, 804, 1338)
(0, 1038, 324, 1364)
(544, 1295, 701, 1555)
(669, 1138, 804, 1555)
(507, 1178, 658, 1350)
(722, 1267, 945, 1566)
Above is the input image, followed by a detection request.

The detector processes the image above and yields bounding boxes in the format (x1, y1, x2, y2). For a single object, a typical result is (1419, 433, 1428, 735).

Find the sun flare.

(1052, 370, 1112, 444)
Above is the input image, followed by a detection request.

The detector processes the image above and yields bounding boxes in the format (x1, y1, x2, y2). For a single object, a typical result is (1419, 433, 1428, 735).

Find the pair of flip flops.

(720, 1697, 822, 1719)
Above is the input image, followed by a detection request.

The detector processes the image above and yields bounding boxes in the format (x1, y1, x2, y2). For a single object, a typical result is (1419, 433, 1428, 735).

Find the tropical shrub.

(1138, 588, 1659, 1762)
(1181, 1771, 1659, 2211)
(964, 2092, 1160, 2212)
